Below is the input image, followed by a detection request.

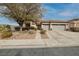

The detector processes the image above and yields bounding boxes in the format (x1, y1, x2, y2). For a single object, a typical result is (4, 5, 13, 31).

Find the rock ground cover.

(0, 31, 37, 40)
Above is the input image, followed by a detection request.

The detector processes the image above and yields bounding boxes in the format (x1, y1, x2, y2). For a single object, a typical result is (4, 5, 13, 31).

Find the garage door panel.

(52, 25, 65, 31)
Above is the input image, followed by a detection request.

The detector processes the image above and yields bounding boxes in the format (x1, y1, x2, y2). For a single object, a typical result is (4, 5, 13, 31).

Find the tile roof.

(42, 20, 68, 23)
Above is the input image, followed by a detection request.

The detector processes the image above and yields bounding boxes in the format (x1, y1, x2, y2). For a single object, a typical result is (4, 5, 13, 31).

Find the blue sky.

(42, 3, 79, 20)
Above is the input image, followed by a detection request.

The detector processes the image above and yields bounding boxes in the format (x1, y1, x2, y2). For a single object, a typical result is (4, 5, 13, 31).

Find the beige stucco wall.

(69, 21, 79, 28)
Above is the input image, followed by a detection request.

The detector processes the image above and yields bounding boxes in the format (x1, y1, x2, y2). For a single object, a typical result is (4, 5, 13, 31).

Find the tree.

(4, 3, 43, 31)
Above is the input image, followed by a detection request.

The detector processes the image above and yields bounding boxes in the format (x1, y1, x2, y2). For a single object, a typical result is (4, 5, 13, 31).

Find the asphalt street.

(0, 46, 79, 56)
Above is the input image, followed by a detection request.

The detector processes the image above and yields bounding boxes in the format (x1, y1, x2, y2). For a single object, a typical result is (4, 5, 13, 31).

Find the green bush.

(40, 30, 46, 34)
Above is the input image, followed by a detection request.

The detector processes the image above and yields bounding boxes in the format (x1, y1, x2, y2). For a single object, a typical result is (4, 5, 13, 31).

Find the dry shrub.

(40, 30, 46, 34)
(30, 26, 37, 31)
(70, 27, 79, 32)
(1, 31, 12, 39)
(0, 25, 12, 39)
(28, 30, 35, 34)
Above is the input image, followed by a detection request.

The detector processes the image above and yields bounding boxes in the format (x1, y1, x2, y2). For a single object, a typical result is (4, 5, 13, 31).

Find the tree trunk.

(20, 27, 22, 31)
(16, 20, 24, 31)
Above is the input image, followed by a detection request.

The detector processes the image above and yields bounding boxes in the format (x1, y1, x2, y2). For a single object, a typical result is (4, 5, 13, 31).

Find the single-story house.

(0, 15, 71, 31)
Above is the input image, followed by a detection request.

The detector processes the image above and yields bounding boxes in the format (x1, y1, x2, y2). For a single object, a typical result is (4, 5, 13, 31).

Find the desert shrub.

(19, 30, 28, 33)
(70, 27, 79, 32)
(70, 27, 74, 31)
(73, 27, 79, 32)
(40, 28, 43, 30)
(1, 31, 12, 39)
(40, 30, 46, 34)
(28, 30, 35, 34)
(0, 25, 6, 32)
(0, 25, 12, 39)
(30, 26, 37, 30)
(0, 25, 11, 32)
(49, 28, 52, 30)
(74, 27, 79, 32)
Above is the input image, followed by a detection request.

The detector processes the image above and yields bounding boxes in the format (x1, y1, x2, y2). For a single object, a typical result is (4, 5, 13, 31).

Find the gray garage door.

(52, 25, 65, 31)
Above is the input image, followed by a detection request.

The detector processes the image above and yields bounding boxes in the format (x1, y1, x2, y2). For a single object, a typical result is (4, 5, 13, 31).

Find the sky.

(42, 3, 79, 20)
(0, 16, 19, 26)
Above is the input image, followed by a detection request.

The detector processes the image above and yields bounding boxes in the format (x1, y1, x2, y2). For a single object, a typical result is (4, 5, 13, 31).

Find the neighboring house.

(69, 19, 79, 31)
(41, 20, 69, 31)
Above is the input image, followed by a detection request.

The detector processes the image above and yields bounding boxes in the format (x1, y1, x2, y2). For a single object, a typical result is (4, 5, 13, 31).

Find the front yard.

(0, 30, 49, 40)
(10, 31, 36, 39)
(0, 30, 37, 39)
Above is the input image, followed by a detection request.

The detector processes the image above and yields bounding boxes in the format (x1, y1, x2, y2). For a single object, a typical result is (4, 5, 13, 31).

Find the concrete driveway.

(46, 30, 79, 47)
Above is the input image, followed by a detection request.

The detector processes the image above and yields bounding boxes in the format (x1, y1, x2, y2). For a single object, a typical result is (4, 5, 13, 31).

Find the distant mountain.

(69, 18, 79, 21)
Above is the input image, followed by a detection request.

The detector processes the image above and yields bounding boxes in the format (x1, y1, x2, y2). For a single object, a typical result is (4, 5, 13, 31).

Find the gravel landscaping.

(0, 31, 36, 40)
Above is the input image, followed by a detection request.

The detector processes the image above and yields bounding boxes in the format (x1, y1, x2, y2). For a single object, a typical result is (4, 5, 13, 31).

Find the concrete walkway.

(0, 30, 79, 49)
